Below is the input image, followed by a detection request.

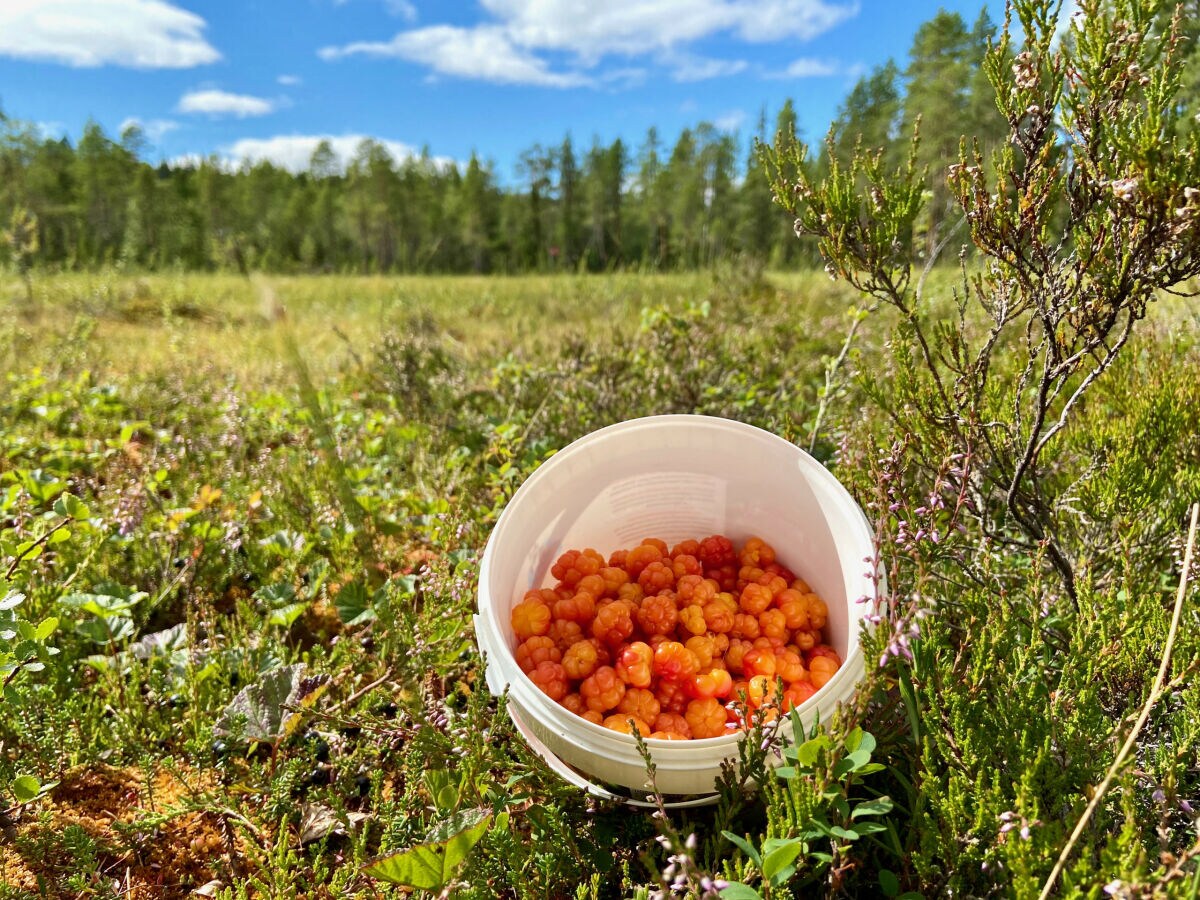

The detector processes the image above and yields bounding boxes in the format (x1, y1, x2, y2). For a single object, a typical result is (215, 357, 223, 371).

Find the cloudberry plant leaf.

(364, 809, 492, 889)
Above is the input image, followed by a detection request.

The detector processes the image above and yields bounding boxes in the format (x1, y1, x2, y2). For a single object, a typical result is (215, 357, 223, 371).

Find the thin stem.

(1037, 502, 1200, 900)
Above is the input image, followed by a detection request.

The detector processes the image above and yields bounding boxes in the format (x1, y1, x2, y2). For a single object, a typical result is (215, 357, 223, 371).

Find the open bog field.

(2, 269, 1200, 899)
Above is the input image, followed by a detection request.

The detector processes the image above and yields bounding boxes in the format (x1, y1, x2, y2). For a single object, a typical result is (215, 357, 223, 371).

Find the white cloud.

(178, 89, 275, 118)
(277, 74, 302, 86)
(208, 134, 453, 174)
(669, 55, 748, 83)
(119, 116, 179, 142)
(321, 0, 857, 85)
(320, 25, 590, 88)
(714, 110, 747, 132)
(385, 0, 418, 19)
(0, 0, 219, 68)
(780, 57, 839, 78)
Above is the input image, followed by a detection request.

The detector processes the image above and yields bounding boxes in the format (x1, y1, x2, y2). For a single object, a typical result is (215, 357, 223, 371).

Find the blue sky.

(0, 0, 1014, 181)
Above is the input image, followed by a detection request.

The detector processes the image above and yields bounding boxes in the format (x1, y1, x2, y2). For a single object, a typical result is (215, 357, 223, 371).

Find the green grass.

(1, 269, 1198, 899)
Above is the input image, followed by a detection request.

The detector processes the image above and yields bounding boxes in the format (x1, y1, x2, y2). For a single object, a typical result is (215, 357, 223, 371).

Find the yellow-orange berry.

(685, 697, 728, 739)
(603, 714, 651, 736)
(615, 641, 654, 688)
(636, 593, 678, 637)
(739, 583, 773, 615)
(618, 687, 661, 724)
(678, 604, 707, 637)
(758, 608, 789, 642)
(809, 655, 839, 689)
(529, 661, 568, 701)
(516, 636, 561, 673)
(739, 537, 776, 568)
(562, 639, 601, 680)
(742, 648, 777, 679)
(511, 597, 552, 639)
(690, 668, 733, 700)
(653, 641, 699, 682)
(580, 665, 626, 712)
(591, 599, 635, 646)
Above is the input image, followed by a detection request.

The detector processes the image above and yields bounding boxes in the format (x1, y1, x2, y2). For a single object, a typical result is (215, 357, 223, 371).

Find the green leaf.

(852, 821, 888, 835)
(334, 580, 376, 626)
(52, 493, 89, 520)
(761, 839, 804, 882)
(214, 664, 330, 744)
(795, 735, 830, 767)
(255, 582, 296, 606)
(74, 617, 135, 644)
(828, 825, 860, 841)
(364, 811, 492, 889)
(879, 869, 900, 897)
(852, 796, 894, 818)
(833, 748, 873, 778)
(12, 774, 40, 803)
(719, 884, 764, 900)
(33, 616, 57, 641)
(267, 602, 309, 628)
(721, 831, 762, 867)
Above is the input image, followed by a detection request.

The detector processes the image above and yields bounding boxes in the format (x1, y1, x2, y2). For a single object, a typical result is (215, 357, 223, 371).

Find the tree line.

(5, 5, 1192, 276)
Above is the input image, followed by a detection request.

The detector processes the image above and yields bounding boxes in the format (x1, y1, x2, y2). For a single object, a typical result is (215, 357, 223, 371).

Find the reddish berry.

(690, 668, 733, 700)
(739, 537, 776, 568)
(553, 590, 597, 623)
(615, 641, 654, 688)
(653, 641, 699, 682)
(782, 681, 817, 710)
(591, 599, 635, 646)
(638, 560, 675, 594)
(529, 661, 568, 701)
(653, 712, 691, 737)
(561, 693, 586, 716)
(636, 593, 678, 637)
(697, 535, 736, 569)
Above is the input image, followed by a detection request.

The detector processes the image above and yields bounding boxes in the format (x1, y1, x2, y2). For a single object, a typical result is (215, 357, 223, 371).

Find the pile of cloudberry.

(509, 535, 841, 740)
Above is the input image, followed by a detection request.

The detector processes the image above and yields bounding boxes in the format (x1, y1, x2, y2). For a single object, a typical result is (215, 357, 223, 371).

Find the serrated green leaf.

(214, 664, 330, 744)
(255, 582, 296, 606)
(33, 617, 57, 641)
(364, 811, 491, 889)
(334, 580, 376, 626)
(267, 602, 309, 628)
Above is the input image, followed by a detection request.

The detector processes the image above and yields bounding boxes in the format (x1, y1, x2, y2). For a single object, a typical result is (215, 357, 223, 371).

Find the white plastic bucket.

(474, 415, 876, 804)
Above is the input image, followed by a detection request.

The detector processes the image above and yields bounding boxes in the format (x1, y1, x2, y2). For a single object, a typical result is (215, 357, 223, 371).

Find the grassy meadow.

(2, 269, 1200, 898)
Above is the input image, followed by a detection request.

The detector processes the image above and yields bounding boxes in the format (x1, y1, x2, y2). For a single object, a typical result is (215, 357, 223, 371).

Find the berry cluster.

(509, 535, 842, 740)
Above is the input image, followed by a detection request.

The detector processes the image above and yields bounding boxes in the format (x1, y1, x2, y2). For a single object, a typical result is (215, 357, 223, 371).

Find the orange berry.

(616, 582, 644, 606)
(603, 714, 651, 736)
(618, 687, 661, 723)
(808, 644, 842, 665)
(670, 554, 702, 579)
(742, 648, 777, 679)
(649, 730, 688, 740)
(804, 594, 829, 630)
(654, 679, 690, 715)
(551, 549, 583, 584)
(516, 636, 561, 673)
(739, 583, 773, 616)
(764, 561, 796, 583)
(758, 608, 789, 642)
(653, 712, 691, 737)
(547, 618, 584, 651)
(776, 649, 807, 684)
(739, 536, 775, 568)
(731, 613, 761, 640)
(809, 655, 839, 689)
(615, 641, 654, 688)
(591, 599, 635, 646)
(642, 537, 669, 554)
(670, 539, 701, 558)
(625, 543, 663, 577)
(685, 697, 728, 739)
(553, 590, 597, 623)
(678, 604, 707, 637)
(608, 548, 629, 568)
(529, 661, 569, 701)
(599, 566, 630, 596)
(724, 638, 752, 674)
(561, 693, 586, 716)
(782, 680, 817, 711)
(792, 629, 818, 651)
(684, 635, 717, 669)
(580, 665, 626, 712)
(638, 560, 675, 594)
(746, 674, 778, 708)
(562, 639, 601, 680)
(690, 668, 733, 700)
(511, 597, 552, 639)
(577, 574, 606, 597)
(581, 709, 604, 725)
(636, 594, 678, 637)
(775, 589, 810, 630)
(791, 576, 812, 593)
(653, 641, 700, 682)
(702, 597, 735, 634)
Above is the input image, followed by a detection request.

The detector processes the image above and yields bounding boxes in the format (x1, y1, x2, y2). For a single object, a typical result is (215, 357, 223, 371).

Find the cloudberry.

(792, 629, 818, 651)
(670, 554, 702, 579)
(576, 573, 606, 598)
(783, 681, 817, 710)
(580, 666, 625, 712)
(809, 655, 839, 689)
(635, 594, 678, 637)
(653, 641, 699, 682)
(529, 661, 568, 701)
(697, 534, 736, 569)
(684, 635, 717, 669)
(711, 633, 730, 655)
(615, 641, 653, 688)
(739, 537, 776, 568)
(671, 539, 701, 558)
(642, 537, 668, 554)
(803, 594, 829, 630)
(791, 576, 812, 592)
(562, 693, 586, 716)
(746, 674, 779, 708)
(702, 597, 736, 634)
(678, 604, 707, 636)
(741, 648, 777, 679)
(775, 589, 810, 630)
(755, 574, 788, 599)
(591, 599, 634, 646)
(551, 549, 583, 584)
(638, 560, 675, 594)
(625, 543, 663, 577)
(562, 639, 601, 680)
(724, 638, 752, 674)
(653, 712, 691, 737)
(608, 548, 628, 568)
(685, 697, 728, 739)
(511, 597, 552, 639)
(516, 636, 561, 673)
(581, 709, 604, 725)
(737, 565, 765, 590)
(758, 608, 789, 642)
(808, 644, 842, 665)
(616, 582, 644, 606)
(731, 613, 761, 640)
(618, 687, 661, 724)
(776, 649, 806, 684)
(707, 564, 738, 592)
(764, 562, 796, 583)
(654, 678, 690, 715)
(553, 590, 596, 623)
(690, 668, 733, 700)
(547, 618, 584, 651)
(649, 730, 688, 740)
(603, 714, 651, 736)
(739, 583, 773, 615)
(599, 566, 629, 596)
